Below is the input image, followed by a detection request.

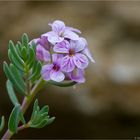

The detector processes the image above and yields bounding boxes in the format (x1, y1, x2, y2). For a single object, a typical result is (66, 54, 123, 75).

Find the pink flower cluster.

(31, 20, 95, 83)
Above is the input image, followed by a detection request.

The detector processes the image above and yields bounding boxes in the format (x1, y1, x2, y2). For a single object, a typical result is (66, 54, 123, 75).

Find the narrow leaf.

(31, 111, 38, 124)
(10, 64, 26, 89)
(6, 80, 19, 106)
(22, 33, 29, 48)
(28, 58, 36, 70)
(47, 117, 55, 125)
(8, 104, 26, 133)
(3, 62, 26, 96)
(30, 118, 49, 128)
(21, 46, 27, 61)
(15, 44, 22, 57)
(32, 111, 48, 125)
(39, 105, 49, 115)
(30, 99, 38, 121)
(28, 61, 41, 81)
(9, 41, 24, 65)
(8, 51, 24, 72)
(27, 47, 35, 65)
(30, 116, 55, 128)
(8, 104, 20, 133)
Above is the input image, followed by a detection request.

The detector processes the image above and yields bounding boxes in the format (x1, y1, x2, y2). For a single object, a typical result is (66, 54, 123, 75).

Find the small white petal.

(63, 30, 79, 40)
(50, 70, 65, 82)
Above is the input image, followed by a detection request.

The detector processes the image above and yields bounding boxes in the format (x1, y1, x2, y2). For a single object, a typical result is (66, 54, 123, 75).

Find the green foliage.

(10, 64, 26, 90)
(3, 62, 26, 96)
(0, 116, 5, 132)
(8, 104, 26, 133)
(2, 33, 55, 138)
(29, 99, 55, 128)
(22, 33, 29, 48)
(6, 80, 19, 106)
(28, 60, 42, 82)
(3, 33, 42, 100)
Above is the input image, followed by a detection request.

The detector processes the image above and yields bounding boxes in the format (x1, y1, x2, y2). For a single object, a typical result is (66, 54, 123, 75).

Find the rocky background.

(0, 1, 140, 139)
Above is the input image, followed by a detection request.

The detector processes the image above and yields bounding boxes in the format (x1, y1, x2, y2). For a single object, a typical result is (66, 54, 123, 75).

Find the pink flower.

(31, 20, 95, 83)
(41, 54, 65, 82)
(53, 38, 89, 72)
(42, 20, 80, 44)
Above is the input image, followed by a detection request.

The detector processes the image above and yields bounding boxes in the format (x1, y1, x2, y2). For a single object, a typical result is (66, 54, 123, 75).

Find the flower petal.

(41, 64, 53, 81)
(42, 31, 64, 44)
(50, 70, 65, 82)
(82, 47, 95, 63)
(52, 53, 63, 63)
(68, 69, 85, 83)
(36, 45, 51, 62)
(51, 20, 65, 34)
(63, 30, 79, 40)
(65, 26, 81, 34)
(48, 35, 64, 44)
(70, 38, 86, 52)
(73, 53, 89, 69)
(41, 31, 53, 37)
(61, 55, 75, 72)
(53, 40, 70, 53)
(37, 36, 51, 50)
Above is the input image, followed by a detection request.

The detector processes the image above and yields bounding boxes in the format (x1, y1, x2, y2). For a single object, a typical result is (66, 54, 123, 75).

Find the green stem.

(2, 78, 45, 140)
(21, 78, 46, 114)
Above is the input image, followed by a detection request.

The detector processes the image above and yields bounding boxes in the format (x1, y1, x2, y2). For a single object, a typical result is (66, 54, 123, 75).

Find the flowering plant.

(0, 20, 94, 139)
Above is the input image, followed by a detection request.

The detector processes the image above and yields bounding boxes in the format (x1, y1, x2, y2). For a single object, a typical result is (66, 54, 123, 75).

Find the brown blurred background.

(0, 1, 140, 139)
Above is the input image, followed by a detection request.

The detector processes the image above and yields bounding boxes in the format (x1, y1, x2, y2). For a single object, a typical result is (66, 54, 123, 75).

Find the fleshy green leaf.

(8, 104, 26, 133)
(46, 117, 55, 125)
(17, 41, 22, 49)
(15, 44, 22, 57)
(22, 33, 29, 48)
(6, 80, 19, 106)
(10, 64, 26, 89)
(21, 46, 27, 61)
(30, 99, 39, 121)
(30, 116, 55, 128)
(0, 116, 5, 132)
(8, 104, 20, 133)
(8, 50, 24, 72)
(3, 62, 26, 96)
(29, 99, 55, 129)
(39, 106, 49, 115)
(28, 61, 41, 82)
(9, 41, 24, 65)
(30, 118, 49, 128)
(27, 47, 35, 65)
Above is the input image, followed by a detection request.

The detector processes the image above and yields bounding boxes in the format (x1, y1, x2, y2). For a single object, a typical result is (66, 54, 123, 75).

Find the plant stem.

(1, 130, 13, 140)
(2, 124, 29, 140)
(21, 78, 46, 114)
(2, 78, 46, 140)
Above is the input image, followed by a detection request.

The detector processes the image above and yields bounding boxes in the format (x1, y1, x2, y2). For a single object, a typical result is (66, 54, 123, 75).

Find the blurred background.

(0, 1, 140, 139)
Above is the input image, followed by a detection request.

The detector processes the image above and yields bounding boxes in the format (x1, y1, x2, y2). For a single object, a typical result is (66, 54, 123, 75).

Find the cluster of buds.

(30, 20, 95, 83)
